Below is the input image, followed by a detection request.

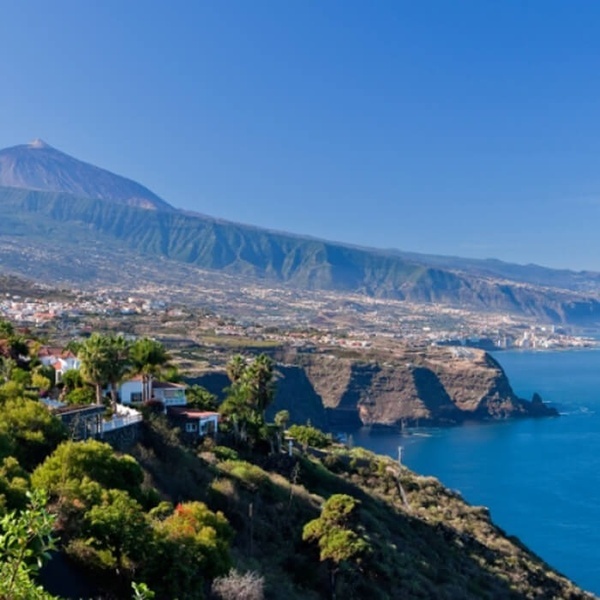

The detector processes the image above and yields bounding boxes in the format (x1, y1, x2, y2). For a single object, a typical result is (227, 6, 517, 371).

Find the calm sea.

(352, 348, 600, 596)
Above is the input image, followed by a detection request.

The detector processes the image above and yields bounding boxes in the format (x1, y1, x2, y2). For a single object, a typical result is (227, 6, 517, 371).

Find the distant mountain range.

(2, 140, 600, 325)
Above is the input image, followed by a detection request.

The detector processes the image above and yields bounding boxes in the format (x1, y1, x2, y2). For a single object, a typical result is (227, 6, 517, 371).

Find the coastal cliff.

(264, 345, 557, 429)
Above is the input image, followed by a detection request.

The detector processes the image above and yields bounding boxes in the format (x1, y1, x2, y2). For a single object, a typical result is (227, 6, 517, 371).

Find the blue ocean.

(352, 348, 600, 596)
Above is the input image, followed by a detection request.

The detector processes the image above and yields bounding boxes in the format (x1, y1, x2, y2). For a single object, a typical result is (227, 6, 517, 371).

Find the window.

(185, 422, 197, 433)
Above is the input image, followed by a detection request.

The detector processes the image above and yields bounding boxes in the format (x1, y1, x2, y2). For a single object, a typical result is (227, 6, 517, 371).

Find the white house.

(38, 347, 81, 384)
(118, 376, 187, 408)
(152, 381, 188, 407)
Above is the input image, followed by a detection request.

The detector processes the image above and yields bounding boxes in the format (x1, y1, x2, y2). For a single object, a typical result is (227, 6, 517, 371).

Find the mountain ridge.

(2, 141, 600, 325)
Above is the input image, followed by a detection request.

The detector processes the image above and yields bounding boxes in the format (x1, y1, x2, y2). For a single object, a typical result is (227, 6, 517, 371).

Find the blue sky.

(2, 1, 600, 270)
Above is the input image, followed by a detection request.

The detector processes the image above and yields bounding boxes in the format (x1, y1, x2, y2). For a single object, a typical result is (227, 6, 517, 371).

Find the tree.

(144, 501, 233, 599)
(0, 399, 67, 471)
(0, 490, 58, 600)
(274, 410, 290, 453)
(31, 440, 144, 503)
(303, 494, 370, 600)
(288, 424, 331, 449)
(60, 368, 84, 392)
(81, 489, 152, 573)
(186, 385, 218, 411)
(105, 335, 131, 410)
(274, 410, 290, 430)
(226, 355, 246, 386)
(0, 457, 30, 512)
(0, 319, 15, 339)
(78, 333, 113, 405)
(129, 339, 169, 403)
(221, 355, 276, 449)
(242, 354, 275, 418)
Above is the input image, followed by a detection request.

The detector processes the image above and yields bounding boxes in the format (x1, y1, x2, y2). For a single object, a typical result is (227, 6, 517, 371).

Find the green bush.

(219, 460, 268, 490)
(287, 425, 332, 449)
(213, 446, 239, 461)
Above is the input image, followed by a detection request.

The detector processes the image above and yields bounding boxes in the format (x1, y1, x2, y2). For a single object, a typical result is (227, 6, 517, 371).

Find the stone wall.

(99, 422, 142, 452)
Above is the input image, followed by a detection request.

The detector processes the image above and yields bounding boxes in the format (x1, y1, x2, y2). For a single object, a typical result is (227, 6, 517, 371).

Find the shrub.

(212, 569, 265, 600)
(219, 460, 268, 490)
(287, 425, 332, 449)
(213, 446, 239, 461)
(31, 440, 144, 501)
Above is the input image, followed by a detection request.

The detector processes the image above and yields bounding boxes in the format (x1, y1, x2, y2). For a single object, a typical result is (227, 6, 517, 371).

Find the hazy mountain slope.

(0, 140, 173, 211)
(3, 186, 600, 325)
(394, 251, 600, 293)
(2, 140, 600, 325)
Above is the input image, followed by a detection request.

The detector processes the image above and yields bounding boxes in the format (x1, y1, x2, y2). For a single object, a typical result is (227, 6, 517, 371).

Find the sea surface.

(352, 348, 600, 596)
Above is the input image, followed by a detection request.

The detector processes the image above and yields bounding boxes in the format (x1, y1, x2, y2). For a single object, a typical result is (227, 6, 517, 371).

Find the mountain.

(0, 139, 173, 211)
(2, 141, 600, 326)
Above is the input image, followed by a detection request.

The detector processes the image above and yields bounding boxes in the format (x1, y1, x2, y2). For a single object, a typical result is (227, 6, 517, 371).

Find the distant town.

(2, 277, 595, 359)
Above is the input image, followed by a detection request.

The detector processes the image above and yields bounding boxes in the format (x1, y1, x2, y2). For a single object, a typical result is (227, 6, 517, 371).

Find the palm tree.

(129, 338, 169, 403)
(243, 354, 275, 418)
(226, 354, 246, 386)
(78, 333, 112, 405)
(105, 335, 130, 410)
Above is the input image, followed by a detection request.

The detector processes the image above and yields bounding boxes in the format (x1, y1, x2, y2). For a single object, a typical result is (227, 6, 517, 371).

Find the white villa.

(118, 376, 188, 408)
(38, 347, 81, 384)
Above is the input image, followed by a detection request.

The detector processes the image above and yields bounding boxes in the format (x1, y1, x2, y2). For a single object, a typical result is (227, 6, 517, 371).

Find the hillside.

(0, 314, 587, 599)
(2, 140, 600, 326)
(3, 185, 600, 325)
(44, 418, 593, 599)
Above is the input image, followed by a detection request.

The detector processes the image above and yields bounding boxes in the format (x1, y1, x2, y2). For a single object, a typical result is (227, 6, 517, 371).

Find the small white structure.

(38, 347, 81, 384)
(152, 381, 187, 407)
(118, 376, 187, 407)
(101, 405, 143, 434)
(167, 407, 219, 437)
(119, 376, 144, 404)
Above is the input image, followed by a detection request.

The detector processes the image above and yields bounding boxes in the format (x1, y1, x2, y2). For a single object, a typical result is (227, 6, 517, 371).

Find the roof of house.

(153, 381, 187, 389)
(167, 407, 219, 419)
(39, 347, 76, 359)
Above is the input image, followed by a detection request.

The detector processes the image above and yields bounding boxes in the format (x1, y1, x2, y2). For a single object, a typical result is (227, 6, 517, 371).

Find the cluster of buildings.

(0, 292, 166, 327)
(36, 346, 219, 442)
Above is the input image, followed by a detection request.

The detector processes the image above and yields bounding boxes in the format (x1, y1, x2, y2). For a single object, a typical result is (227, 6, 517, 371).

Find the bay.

(352, 348, 600, 596)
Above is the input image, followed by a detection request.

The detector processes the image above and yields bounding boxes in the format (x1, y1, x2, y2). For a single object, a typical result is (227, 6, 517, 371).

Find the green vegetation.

(0, 490, 57, 600)
(219, 354, 275, 449)
(288, 424, 332, 448)
(0, 317, 591, 599)
(303, 494, 371, 600)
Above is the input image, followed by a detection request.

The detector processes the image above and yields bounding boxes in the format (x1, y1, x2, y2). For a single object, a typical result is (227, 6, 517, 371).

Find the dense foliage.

(0, 317, 591, 599)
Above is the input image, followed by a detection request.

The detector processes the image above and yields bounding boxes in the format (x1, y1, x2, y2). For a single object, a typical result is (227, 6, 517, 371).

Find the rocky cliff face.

(271, 346, 557, 429)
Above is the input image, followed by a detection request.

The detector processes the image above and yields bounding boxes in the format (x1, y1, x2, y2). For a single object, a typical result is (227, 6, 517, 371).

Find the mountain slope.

(0, 140, 173, 211)
(2, 186, 600, 325)
(2, 141, 600, 326)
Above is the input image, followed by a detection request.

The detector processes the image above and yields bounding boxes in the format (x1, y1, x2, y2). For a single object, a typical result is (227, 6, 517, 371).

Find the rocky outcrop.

(282, 346, 557, 429)
(192, 345, 557, 431)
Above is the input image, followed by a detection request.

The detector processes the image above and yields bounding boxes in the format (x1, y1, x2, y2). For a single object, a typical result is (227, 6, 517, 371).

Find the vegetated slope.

(395, 250, 600, 294)
(0, 140, 173, 211)
(3, 186, 600, 325)
(131, 418, 592, 599)
(263, 346, 557, 429)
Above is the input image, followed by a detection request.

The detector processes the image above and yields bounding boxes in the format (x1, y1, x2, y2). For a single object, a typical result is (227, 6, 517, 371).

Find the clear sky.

(2, 1, 600, 271)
